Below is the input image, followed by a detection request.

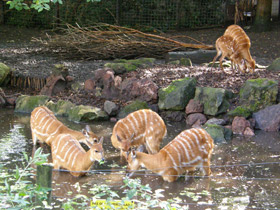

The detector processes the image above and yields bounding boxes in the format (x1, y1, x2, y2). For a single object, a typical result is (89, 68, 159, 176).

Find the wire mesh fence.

(1, 0, 228, 30)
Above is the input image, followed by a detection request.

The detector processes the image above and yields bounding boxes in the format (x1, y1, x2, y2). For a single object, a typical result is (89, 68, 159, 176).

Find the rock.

(253, 104, 280, 132)
(267, 57, 280, 72)
(186, 113, 207, 126)
(0, 95, 5, 106)
(104, 100, 119, 116)
(206, 118, 226, 126)
(166, 50, 217, 64)
(15, 95, 49, 113)
(244, 127, 255, 136)
(239, 78, 278, 113)
(71, 82, 83, 92)
(185, 99, 203, 114)
(68, 105, 108, 122)
(194, 87, 233, 116)
(52, 64, 69, 78)
(232, 116, 251, 135)
(0, 63, 11, 86)
(117, 100, 149, 119)
(179, 58, 192, 66)
(203, 123, 232, 144)
(40, 75, 66, 96)
(46, 100, 75, 117)
(121, 78, 158, 102)
(158, 77, 196, 111)
(6, 97, 16, 106)
(160, 111, 185, 122)
(84, 79, 95, 91)
(105, 58, 156, 74)
(94, 69, 120, 99)
(227, 106, 252, 118)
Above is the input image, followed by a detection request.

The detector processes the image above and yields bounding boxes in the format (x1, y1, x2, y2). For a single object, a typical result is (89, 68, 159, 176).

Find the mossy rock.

(267, 58, 280, 72)
(68, 105, 108, 122)
(158, 77, 196, 111)
(203, 123, 232, 144)
(46, 100, 75, 117)
(117, 100, 149, 119)
(105, 63, 137, 74)
(208, 60, 232, 68)
(227, 106, 252, 118)
(15, 95, 49, 113)
(105, 58, 156, 74)
(239, 78, 278, 112)
(0, 63, 11, 87)
(194, 87, 233, 116)
(180, 58, 192, 66)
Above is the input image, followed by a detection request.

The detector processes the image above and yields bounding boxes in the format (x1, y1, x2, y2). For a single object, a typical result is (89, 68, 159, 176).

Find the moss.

(117, 100, 149, 119)
(227, 106, 252, 118)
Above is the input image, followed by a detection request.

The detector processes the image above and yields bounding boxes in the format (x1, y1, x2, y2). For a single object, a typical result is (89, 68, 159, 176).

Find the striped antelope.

(111, 109, 167, 157)
(212, 35, 245, 73)
(51, 133, 104, 177)
(30, 106, 99, 147)
(223, 24, 255, 73)
(126, 128, 214, 182)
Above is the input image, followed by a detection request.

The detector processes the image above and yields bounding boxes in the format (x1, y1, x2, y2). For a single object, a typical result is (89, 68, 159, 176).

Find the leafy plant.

(0, 148, 49, 209)
(6, 0, 101, 12)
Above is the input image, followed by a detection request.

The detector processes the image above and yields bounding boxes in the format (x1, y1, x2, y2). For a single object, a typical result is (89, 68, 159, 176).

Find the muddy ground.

(0, 23, 280, 108)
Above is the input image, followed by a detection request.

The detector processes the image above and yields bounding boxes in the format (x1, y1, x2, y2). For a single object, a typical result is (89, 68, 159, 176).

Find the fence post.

(36, 163, 53, 208)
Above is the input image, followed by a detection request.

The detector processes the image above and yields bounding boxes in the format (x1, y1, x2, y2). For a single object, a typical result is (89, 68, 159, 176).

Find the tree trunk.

(253, 0, 272, 31)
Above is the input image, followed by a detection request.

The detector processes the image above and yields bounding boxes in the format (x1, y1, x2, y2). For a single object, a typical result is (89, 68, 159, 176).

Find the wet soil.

(1, 23, 280, 108)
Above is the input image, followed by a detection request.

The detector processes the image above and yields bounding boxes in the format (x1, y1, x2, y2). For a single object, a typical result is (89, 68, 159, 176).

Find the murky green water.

(1, 108, 280, 209)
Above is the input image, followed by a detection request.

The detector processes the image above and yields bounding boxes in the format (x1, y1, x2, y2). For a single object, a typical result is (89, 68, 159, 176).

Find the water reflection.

(0, 108, 280, 209)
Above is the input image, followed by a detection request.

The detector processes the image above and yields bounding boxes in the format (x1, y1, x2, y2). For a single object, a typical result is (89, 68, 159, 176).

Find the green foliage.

(6, 0, 100, 12)
(0, 148, 49, 209)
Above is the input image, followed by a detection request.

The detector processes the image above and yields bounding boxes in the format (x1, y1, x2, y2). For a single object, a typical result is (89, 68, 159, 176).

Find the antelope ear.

(85, 125, 92, 132)
(136, 145, 144, 153)
(131, 149, 137, 159)
(117, 134, 122, 142)
(99, 137, 104, 145)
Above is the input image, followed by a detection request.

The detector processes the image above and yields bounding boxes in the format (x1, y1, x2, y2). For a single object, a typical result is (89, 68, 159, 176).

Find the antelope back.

(30, 106, 99, 146)
(216, 35, 236, 57)
(224, 24, 251, 50)
(161, 128, 214, 174)
(51, 133, 86, 171)
(30, 106, 64, 145)
(111, 109, 167, 153)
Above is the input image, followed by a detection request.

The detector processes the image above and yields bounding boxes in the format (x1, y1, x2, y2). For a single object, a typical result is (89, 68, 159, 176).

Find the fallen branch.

(33, 23, 214, 60)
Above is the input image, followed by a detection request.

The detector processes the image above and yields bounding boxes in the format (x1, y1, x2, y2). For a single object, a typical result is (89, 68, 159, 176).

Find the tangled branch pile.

(34, 23, 213, 60)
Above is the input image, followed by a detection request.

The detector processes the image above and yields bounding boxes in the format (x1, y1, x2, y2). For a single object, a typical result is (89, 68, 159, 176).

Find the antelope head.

(89, 137, 105, 163)
(82, 125, 99, 146)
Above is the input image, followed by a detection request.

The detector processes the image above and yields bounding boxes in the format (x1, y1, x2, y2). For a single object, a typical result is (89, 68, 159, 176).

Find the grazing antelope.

(51, 133, 104, 177)
(30, 106, 99, 147)
(223, 24, 255, 73)
(111, 109, 167, 157)
(126, 128, 214, 182)
(212, 35, 245, 73)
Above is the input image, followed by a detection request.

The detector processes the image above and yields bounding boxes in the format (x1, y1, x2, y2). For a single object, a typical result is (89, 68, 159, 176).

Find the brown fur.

(51, 134, 104, 177)
(127, 128, 214, 182)
(111, 109, 167, 156)
(30, 106, 99, 147)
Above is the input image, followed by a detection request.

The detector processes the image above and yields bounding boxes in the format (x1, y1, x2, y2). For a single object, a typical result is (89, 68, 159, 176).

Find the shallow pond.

(1, 108, 280, 209)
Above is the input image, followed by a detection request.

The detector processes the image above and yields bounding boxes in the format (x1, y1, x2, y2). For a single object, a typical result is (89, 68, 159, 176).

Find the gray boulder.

(15, 95, 49, 113)
(203, 123, 232, 144)
(117, 100, 149, 119)
(104, 100, 119, 116)
(253, 104, 280, 132)
(46, 100, 75, 117)
(0, 63, 11, 86)
(239, 78, 278, 113)
(158, 77, 196, 111)
(68, 105, 108, 122)
(194, 87, 233, 116)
